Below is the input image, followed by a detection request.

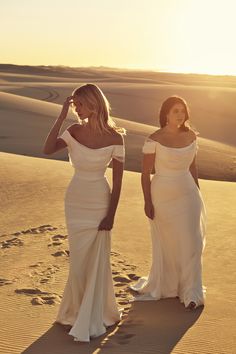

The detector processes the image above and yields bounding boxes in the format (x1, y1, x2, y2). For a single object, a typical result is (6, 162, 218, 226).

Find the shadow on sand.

(22, 298, 203, 354)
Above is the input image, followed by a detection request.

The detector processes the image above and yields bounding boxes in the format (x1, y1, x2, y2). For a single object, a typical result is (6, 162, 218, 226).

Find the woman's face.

(72, 95, 93, 120)
(166, 103, 186, 127)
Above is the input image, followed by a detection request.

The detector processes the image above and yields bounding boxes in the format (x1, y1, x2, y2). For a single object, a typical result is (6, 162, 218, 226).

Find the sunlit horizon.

(1, 62, 236, 78)
(1, 0, 236, 77)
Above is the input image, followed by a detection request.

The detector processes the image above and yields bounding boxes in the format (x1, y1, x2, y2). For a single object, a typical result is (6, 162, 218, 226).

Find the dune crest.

(0, 91, 235, 181)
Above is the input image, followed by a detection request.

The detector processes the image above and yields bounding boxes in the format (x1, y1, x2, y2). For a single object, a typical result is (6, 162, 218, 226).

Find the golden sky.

(1, 0, 235, 75)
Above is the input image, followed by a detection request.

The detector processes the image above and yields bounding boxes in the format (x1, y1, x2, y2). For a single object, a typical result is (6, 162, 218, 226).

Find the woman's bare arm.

(189, 156, 200, 188)
(98, 136, 124, 231)
(141, 154, 155, 219)
(43, 96, 72, 155)
(98, 159, 124, 231)
(108, 158, 124, 217)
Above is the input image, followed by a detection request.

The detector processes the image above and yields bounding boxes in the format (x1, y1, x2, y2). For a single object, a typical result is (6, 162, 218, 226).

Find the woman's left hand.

(98, 215, 114, 231)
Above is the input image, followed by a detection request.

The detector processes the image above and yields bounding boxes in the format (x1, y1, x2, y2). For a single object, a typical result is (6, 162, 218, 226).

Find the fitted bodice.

(143, 138, 198, 177)
(60, 130, 125, 180)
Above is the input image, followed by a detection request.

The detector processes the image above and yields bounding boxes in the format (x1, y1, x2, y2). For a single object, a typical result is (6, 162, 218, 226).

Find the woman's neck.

(164, 125, 180, 134)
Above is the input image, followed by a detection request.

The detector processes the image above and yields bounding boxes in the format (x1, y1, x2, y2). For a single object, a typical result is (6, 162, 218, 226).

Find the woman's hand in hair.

(59, 96, 74, 121)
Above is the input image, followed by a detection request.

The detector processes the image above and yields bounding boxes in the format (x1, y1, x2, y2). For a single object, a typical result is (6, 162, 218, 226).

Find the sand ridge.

(0, 91, 235, 181)
(1, 66, 236, 146)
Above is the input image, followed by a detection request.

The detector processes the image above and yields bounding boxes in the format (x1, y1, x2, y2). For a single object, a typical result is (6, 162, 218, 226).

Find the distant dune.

(0, 91, 235, 181)
(0, 65, 235, 180)
(1, 66, 236, 148)
(0, 65, 236, 354)
(1, 63, 236, 87)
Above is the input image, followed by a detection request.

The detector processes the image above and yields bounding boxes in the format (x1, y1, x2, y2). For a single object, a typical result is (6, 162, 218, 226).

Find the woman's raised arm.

(43, 96, 73, 155)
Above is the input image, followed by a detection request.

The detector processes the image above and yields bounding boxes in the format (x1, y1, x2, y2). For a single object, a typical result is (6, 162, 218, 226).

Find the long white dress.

(131, 138, 206, 308)
(56, 130, 124, 342)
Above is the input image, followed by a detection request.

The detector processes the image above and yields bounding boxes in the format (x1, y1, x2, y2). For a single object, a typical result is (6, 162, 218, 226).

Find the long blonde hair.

(73, 84, 125, 135)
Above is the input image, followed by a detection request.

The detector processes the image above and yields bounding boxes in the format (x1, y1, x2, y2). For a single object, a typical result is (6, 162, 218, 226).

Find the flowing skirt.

(131, 172, 206, 307)
(56, 174, 120, 342)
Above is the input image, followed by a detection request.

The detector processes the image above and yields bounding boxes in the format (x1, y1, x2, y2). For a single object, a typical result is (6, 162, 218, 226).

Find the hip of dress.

(64, 173, 111, 235)
(65, 173, 111, 206)
(151, 171, 201, 203)
(150, 171, 206, 226)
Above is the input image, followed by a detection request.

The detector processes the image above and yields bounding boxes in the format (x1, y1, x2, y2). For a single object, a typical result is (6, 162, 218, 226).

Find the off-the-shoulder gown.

(131, 138, 206, 308)
(56, 129, 125, 342)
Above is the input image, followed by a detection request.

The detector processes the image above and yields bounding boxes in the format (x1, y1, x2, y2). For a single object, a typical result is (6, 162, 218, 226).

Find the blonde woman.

(131, 96, 206, 310)
(43, 84, 125, 342)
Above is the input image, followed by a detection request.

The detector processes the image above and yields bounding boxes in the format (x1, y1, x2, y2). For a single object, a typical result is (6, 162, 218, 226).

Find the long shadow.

(97, 298, 203, 353)
(21, 322, 119, 354)
(22, 298, 203, 354)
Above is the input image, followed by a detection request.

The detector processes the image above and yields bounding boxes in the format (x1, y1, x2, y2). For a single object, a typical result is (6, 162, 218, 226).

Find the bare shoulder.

(187, 129, 198, 141)
(149, 128, 164, 141)
(110, 130, 124, 146)
(67, 123, 82, 134)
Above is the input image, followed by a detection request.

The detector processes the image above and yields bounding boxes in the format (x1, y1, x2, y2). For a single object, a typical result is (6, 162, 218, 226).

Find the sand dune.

(0, 91, 235, 181)
(0, 152, 236, 354)
(0, 67, 236, 353)
(1, 64, 236, 87)
(1, 66, 236, 147)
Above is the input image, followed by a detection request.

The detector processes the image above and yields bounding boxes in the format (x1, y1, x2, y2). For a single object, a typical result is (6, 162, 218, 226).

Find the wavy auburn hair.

(73, 84, 125, 135)
(159, 96, 190, 131)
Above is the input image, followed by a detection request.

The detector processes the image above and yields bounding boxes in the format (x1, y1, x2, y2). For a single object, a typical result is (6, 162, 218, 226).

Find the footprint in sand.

(31, 294, 61, 305)
(113, 276, 132, 283)
(113, 274, 133, 288)
(52, 234, 67, 240)
(40, 278, 50, 284)
(115, 291, 123, 297)
(51, 250, 69, 257)
(29, 262, 44, 268)
(12, 224, 58, 236)
(127, 273, 140, 281)
(11, 232, 21, 236)
(0, 278, 14, 286)
(15, 288, 61, 305)
(110, 255, 140, 310)
(46, 264, 60, 273)
(111, 251, 120, 257)
(115, 283, 127, 287)
(48, 241, 63, 247)
(122, 264, 137, 271)
(48, 234, 68, 247)
(0, 237, 24, 249)
(40, 265, 60, 283)
(15, 288, 50, 295)
(29, 264, 60, 284)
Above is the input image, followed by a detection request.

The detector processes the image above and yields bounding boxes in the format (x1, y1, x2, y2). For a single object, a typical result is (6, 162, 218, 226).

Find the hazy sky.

(1, 0, 235, 75)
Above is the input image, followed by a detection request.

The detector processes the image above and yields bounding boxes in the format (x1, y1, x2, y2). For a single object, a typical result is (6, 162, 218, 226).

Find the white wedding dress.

(131, 138, 206, 307)
(56, 129, 124, 342)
